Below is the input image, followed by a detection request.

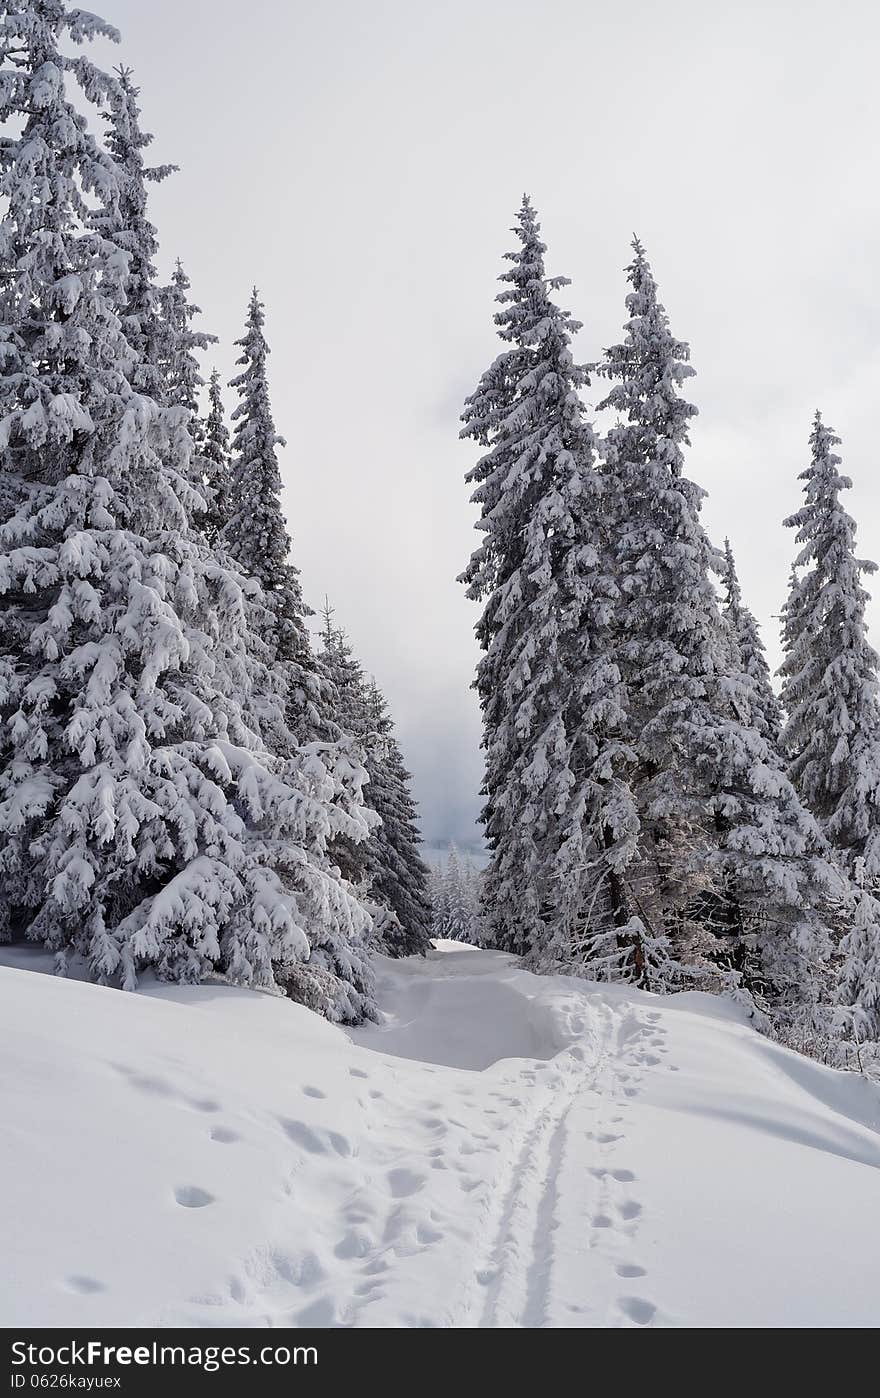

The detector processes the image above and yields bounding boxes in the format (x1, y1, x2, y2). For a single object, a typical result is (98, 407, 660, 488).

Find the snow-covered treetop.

(97, 65, 176, 398)
(225, 290, 292, 583)
(460, 193, 596, 605)
(224, 288, 313, 675)
(158, 258, 215, 416)
(596, 237, 697, 479)
(0, 0, 133, 475)
(785, 413, 873, 584)
(780, 412, 880, 868)
(460, 193, 585, 449)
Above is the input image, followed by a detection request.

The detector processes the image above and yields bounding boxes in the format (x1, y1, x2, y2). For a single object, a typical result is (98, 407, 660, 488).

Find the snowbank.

(2, 943, 880, 1327)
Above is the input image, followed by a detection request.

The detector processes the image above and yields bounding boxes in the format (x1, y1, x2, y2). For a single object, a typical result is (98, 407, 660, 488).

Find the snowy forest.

(1, 0, 879, 1082)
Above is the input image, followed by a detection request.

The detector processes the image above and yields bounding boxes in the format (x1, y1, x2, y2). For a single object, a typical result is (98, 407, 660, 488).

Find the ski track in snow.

(449, 994, 667, 1328)
(4, 941, 880, 1328)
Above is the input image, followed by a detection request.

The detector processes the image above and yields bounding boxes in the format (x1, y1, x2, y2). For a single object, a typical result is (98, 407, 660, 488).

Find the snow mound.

(3, 944, 880, 1328)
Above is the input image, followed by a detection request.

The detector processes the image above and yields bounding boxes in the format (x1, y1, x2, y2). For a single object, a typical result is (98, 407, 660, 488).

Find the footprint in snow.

(616, 1263, 647, 1278)
(279, 1117, 351, 1157)
(618, 1200, 642, 1221)
(302, 1085, 326, 1099)
(174, 1185, 215, 1209)
(386, 1167, 426, 1198)
(335, 1229, 372, 1260)
(619, 1296, 657, 1325)
(209, 1126, 239, 1144)
(64, 1275, 106, 1294)
(349, 1067, 369, 1079)
(279, 1118, 326, 1153)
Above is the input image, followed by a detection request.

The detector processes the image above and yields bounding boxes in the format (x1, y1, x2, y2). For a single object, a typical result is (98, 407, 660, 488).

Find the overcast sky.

(91, 0, 880, 848)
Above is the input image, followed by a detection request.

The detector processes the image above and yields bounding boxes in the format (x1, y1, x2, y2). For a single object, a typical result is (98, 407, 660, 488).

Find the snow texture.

(3, 942, 880, 1328)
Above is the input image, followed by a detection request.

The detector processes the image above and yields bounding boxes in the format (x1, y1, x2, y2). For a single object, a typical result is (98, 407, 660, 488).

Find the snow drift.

(2, 942, 880, 1328)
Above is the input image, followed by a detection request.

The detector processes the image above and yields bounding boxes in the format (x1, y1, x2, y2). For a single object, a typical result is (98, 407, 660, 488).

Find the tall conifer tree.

(595, 242, 838, 1020)
(780, 414, 880, 1038)
(225, 292, 313, 671)
(461, 198, 644, 976)
(319, 613, 431, 956)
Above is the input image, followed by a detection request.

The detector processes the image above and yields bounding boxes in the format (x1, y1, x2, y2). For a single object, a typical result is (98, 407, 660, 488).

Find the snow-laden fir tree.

(779, 413, 880, 1038)
(430, 844, 481, 944)
(780, 414, 880, 869)
(99, 72, 212, 424)
(0, 1, 376, 1022)
(97, 64, 174, 401)
(98, 63, 224, 548)
(318, 612, 431, 956)
(224, 289, 320, 727)
(201, 368, 232, 540)
(157, 258, 214, 416)
(460, 197, 650, 979)
(720, 537, 783, 743)
(361, 677, 432, 955)
(595, 241, 839, 1020)
(98, 63, 217, 532)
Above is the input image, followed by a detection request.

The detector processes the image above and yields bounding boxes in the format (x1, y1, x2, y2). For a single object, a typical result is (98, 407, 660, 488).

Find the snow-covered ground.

(3, 941, 880, 1328)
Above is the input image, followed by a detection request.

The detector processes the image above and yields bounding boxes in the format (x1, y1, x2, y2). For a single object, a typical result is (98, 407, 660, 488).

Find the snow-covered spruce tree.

(100, 76, 212, 440)
(594, 241, 838, 1022)
(720, 537, 783, 743)
(779, 413, 880, 1039)
(318, 613, 431, 956)
(98, 65, 218, 539)
(780, 415, 880, 867)
(201, 368, 232, 540)
(157, 258, 214, 416)
(96, 64, 174, 401)
(223, 289, 323, 734)
(460, 197, 650, 980)
(436, 844, 481, 945)
(155, 258, 217, 510)
(0, 2, 375, 1021)
(361, 678, 432, 955)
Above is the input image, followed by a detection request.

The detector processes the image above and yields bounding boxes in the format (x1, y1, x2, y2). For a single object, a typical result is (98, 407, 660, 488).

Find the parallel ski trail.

(452, 1005, 613, 1329)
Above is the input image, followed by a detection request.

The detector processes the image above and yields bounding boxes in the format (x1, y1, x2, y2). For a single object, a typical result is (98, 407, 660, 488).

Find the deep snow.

(3, 941, 880, 1328)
